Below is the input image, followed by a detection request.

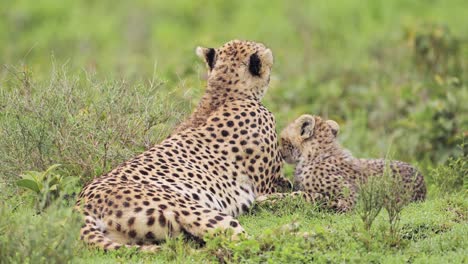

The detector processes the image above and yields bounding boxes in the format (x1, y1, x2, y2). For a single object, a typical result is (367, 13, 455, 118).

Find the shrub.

(0, 201, 82, 264)
(430, 152, 467, 194)
(0, 65, 187, 183)
(356, 175, 386, 232)
(356, 159, 413, 246)
(395, 85, 467, 164)
(381, 166, 412, 245)
(406, 23, 462, 77)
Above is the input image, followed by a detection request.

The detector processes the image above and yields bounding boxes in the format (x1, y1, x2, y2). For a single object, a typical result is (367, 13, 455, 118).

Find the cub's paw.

(255, 195, 270, 203)
(274, 177, 294, 193)
(255, 193, 285, 205)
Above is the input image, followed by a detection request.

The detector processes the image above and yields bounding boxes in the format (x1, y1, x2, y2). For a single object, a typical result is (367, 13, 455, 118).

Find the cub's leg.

(256, 191, 326, 203)
(256, 191, 354, 212)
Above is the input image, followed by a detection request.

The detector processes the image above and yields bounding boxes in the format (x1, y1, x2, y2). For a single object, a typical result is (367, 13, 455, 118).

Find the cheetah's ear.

(249, 53, 262, 76)
(249, 49, 273, 77)
(297, 115, 315, 140)
(326, 120, 340, 137)
(196, 46, 216, 71)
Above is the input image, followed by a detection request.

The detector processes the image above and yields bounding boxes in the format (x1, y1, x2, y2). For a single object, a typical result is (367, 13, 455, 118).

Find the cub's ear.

(196, 46, 216, 71)
(296, 115, 315, 139)
(326, 120, 340, 137)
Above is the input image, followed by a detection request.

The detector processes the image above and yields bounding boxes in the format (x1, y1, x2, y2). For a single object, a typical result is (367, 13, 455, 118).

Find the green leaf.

(41, 164, 62, 181)
(21, 171, 42, 182)
(16, 179, 41, 193)
(48, 175, 61, 187)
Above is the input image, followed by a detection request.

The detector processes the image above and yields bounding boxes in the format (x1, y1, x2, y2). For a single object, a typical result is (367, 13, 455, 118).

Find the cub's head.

(196, 40, 273, 100)
(280, 115, 340, 164)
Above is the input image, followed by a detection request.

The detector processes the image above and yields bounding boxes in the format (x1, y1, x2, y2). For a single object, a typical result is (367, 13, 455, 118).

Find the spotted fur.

(76, 40, 287, 251)
(257, 115, 426, 212)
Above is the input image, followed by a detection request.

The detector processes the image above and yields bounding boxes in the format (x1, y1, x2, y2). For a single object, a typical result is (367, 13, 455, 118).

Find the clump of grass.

(203, 221, 316, 263)
(0, 65, 187, 183)
(356, 175, 386, 232)
(381, 166, 412, 245)
(400, 223, 451, 241)
(355, 159, 415, 247)
(0, 200, 82, 264)
(252, 194, 325, 219)
(430, 151, 467, 194)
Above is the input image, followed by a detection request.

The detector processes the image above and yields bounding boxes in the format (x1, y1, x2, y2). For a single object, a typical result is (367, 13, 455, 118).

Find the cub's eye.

(248, 53, 261, 76)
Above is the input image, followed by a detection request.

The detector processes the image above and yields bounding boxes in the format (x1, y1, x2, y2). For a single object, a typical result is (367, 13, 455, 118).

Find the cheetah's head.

(280, 115, 340, 164)
(196, 40, 273, 100)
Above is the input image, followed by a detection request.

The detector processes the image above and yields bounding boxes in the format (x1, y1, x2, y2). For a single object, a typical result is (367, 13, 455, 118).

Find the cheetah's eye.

(249, 53, 261, 77)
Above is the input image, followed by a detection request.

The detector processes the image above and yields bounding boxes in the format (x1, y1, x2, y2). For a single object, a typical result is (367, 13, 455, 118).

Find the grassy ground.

(0, 0, 467, 263)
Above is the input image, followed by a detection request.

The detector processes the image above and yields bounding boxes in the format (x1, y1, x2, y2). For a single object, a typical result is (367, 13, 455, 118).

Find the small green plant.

(430, 145, 467, 194)
(16, 164, 79, 210)
(355, 159, 415, 247)
(381, 166, 412, 246)
(0, 201, 82, 264)
(356, 176, 385, 232)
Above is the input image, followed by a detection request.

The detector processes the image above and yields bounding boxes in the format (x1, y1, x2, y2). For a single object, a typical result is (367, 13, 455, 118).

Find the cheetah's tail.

(80, 216, 161, 252)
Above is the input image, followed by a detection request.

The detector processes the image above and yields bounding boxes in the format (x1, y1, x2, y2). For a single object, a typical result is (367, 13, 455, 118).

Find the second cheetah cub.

(257, 115, 426, 212)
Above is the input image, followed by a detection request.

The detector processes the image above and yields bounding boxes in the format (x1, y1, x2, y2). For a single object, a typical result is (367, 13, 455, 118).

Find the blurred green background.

(0, 0, 468, 182)
(1, 0, 467, 182)
(0, 1, 467, 263)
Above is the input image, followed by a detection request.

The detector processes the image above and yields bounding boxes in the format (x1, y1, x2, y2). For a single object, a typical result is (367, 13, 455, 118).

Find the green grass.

(1, 192, 466, 263)
(0, 0, 467, 263)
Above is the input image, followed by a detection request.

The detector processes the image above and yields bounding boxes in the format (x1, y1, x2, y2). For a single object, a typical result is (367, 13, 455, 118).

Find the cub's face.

(196, 40, 273, 100)
(280, 115, 340, 164)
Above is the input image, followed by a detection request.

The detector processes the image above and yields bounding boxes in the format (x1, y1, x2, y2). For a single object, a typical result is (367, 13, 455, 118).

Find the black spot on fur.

(116, 210, 123, 218)
(158, 214, 166, 227)
(128, 230, 137, 238)
(146, 232, 155, 239)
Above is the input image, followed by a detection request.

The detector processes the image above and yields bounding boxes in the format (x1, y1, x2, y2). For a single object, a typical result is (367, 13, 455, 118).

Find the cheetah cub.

(257, 115, 426, 212)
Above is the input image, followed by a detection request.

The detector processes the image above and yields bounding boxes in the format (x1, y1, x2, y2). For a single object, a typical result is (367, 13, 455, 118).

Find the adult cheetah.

(257, 115, 426, 212)
(75, 40, 288, 251)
